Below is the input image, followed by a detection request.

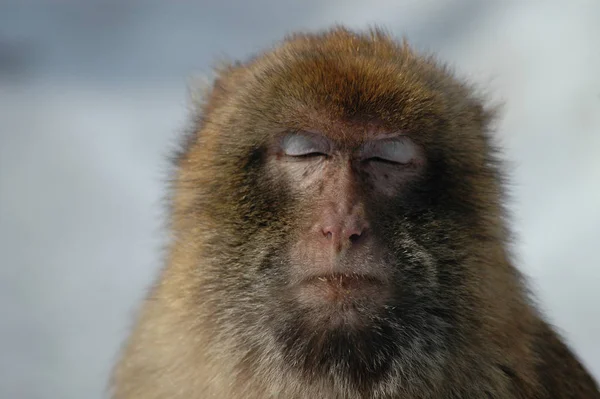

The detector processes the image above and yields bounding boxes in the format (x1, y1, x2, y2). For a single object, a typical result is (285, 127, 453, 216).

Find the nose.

(318, 207, 368, 251)
(321, 224, 365, 244)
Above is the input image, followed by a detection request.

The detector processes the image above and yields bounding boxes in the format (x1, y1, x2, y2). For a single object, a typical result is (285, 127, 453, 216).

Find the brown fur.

(111, 26, 599, 399)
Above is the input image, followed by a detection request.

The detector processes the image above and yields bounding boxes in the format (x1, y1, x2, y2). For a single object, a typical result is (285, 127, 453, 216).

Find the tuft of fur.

(111, 26, 599, 399)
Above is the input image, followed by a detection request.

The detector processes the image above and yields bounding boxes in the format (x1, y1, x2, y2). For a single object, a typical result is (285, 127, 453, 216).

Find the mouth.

(306, 273, 382, 288)
(297, 273, 386, 304)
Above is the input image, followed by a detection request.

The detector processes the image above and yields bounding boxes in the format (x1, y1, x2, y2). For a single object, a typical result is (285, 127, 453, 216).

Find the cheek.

(291, 164, 327, 193)
(360, 165, 418, 198)
(392, 233, 438, 290)
(262, 159, 329, 241)
(269, 158, 330, 199)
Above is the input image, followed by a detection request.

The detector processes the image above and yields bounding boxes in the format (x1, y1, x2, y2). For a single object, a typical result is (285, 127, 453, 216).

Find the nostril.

(349, 232, 362, 243)
(322, 227, 334, 240)
(321, 226, 366, 244)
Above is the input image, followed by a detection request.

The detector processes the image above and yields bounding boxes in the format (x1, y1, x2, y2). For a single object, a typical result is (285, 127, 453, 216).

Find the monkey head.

(174, 27, 509, 395)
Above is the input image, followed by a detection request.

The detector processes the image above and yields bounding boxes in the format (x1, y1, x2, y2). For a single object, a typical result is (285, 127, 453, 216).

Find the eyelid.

(360, 136, 416, 164)
(280, 131, 330, 156)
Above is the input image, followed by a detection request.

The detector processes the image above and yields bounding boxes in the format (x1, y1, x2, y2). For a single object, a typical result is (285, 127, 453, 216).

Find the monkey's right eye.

(280, 132, 330, 158)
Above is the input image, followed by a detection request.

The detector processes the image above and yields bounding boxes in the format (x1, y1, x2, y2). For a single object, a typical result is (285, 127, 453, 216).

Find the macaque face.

(195, 36, 495, 387)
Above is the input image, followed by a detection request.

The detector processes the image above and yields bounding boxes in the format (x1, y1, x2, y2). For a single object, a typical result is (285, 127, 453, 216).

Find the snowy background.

(0, 1, 598, 398)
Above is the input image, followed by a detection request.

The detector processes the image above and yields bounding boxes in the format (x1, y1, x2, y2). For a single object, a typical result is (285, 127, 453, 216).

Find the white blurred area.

(0, 1, 598, 398)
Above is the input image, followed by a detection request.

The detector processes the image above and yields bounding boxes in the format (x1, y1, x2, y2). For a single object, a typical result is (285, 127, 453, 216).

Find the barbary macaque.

(111, 27, 600, 398)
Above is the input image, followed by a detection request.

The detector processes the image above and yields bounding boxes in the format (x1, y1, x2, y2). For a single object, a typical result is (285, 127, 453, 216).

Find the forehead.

(244, 34, 456, 143)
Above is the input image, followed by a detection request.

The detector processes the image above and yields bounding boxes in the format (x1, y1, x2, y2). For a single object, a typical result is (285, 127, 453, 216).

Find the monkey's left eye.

(280, 132, 330, 158)
(360, 137, 416, 165)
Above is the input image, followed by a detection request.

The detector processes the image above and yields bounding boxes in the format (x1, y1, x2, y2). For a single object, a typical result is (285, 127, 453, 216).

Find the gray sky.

(1, 2, 599, 398)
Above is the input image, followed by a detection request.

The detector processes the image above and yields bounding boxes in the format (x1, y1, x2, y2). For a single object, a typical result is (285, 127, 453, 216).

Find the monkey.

(110, 27, 600, 399)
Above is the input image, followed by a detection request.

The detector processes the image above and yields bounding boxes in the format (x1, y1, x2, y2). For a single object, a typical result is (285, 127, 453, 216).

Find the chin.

(275, 309, 400, 383)
(290, 272, 393, 330)
(254, 273, 452, 399)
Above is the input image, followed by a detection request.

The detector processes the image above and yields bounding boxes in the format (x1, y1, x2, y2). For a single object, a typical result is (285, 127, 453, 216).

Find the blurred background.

(0, 1, 598, 398)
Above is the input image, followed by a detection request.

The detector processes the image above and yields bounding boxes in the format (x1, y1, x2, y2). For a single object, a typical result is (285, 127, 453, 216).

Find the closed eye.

(364, 156, 403, 165)
(280, 131, 330, 158)
(293, 152, 328, 158)
(360, 136, 416, 165)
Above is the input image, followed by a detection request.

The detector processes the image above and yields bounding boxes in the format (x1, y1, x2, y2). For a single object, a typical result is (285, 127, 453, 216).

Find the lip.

(304, 273, 383, 289)
(296, 273, 386, 304)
